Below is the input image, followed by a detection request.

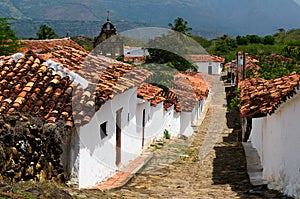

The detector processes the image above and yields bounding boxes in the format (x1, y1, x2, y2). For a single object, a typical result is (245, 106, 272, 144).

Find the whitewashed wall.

(144, 102, 167, 143)
(169, 111, 181, 137)
(192, 100, 205, 125)
(249, 93, 300, 198)
(68, 87, 208, 188)
(195, 62, 222, 75)
(77, 88, 140, 188)
(136, 99, 151, 147)
(180, 111, 194, 137)
(164, 106, 181, 138)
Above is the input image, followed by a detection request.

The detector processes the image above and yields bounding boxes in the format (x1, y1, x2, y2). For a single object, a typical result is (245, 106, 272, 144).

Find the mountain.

(2, 0, 300, 39)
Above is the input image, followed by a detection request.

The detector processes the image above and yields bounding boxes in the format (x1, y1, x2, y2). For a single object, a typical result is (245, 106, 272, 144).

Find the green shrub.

(163, 129, 171, 139)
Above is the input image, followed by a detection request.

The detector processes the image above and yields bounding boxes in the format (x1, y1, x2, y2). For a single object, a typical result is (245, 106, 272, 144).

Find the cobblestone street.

(69, 77, 292, 199)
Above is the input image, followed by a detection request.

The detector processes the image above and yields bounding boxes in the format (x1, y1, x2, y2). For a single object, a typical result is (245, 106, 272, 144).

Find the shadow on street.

(212, 86, 293, 199)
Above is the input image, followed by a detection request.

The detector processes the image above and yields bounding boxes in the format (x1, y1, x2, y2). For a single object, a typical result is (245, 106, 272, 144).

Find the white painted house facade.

(249, 93, 300, 198)
(64, 72, 210, 188)
(239, 74, 300, 198)
(189, 54, 225, 75)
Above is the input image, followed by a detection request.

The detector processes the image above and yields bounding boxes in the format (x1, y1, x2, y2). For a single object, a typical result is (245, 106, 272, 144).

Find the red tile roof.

(19, 38, 87, 54)
(137, 83, 165, 106)
(1, 39, 211, 124)
(180, 72, 211, 99)
(137, 72, 211, 112)
(0, 45, 151, 127)
(170, 72, 210, 112)
(189, 54, 225, 63)
(239, 72, 300, 118)
(124, 56, 146, 64)
(225, 55, 261, 82)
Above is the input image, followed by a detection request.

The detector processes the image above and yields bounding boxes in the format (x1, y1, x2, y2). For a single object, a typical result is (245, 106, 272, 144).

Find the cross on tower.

(107, 11, 110, 22)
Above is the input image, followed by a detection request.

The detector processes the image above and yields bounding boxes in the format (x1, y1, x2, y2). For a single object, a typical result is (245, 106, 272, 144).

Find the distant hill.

(2, 0, 300, 39)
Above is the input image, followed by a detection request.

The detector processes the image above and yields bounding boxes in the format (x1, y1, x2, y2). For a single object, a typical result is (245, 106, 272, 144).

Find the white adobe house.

(239, 73, 300, 198)
(124, 46, 149, 65)
(69, 72, 209, 188)
(136, 75, 209, 150)
(189, 54, 225, 75)
(62, 58, 154, 188)
(71, 87, 144, 188)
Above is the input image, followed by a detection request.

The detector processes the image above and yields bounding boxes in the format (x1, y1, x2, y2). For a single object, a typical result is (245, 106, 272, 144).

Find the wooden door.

(142, 109, 145, 148)
(116, 109, 122, 166)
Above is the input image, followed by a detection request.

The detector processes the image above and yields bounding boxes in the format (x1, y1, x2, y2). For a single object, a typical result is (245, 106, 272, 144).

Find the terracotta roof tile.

(136, 71, 211, 112)
(189, 54, 225, 63)
(1, 39, 211, 125)
(19, 38, 87, 54)
(239, 72, 300, 118)
(0, 45, 151, 127)
(137, 83, 165, 106)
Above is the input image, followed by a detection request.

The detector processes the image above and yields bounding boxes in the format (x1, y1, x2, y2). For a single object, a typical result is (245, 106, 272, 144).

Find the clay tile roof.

(136, 71, 211, 112)
(180, 72, 211, 99)
(227, 55, 261, 78)
(0, 44, 152, 127)
(19, 38, 87, 54)
(170, 72, 210, 112)
(239, 72, 300, 118)
(189, 54, 225, 63)
(137, 83, 165, 106)
(124, 56, 147, 64)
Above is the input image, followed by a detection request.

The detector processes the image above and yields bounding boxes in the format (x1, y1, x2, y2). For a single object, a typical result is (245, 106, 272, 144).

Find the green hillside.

(3, 0, 300, 38)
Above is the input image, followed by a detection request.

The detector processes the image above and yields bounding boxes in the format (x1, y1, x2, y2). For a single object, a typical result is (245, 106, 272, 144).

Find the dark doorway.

(208, 65, 213, 75)
(116, 108, 122, 166)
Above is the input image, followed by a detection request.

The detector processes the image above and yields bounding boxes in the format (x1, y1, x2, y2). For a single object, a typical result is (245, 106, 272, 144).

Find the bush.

(163, 129, 171, 139)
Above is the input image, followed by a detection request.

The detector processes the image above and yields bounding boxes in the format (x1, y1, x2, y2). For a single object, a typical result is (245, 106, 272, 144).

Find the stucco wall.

(249, 92, 300, 198)
(164, 106, 180, 138)
(192, 100, 205, 125)
(249, 118, 264, 161)
(78, 88, 140, 188)
(180, 111, 194, 137)
(144, 102, 167, 143)
(72, 88, 208, 188)
(136, 100, 151, 147)
(170, 111, 181, 137)
(195, 62, 222, 75)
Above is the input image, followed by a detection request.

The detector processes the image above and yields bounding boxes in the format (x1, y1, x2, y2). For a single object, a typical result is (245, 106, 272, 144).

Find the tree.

(263, 35, 275, 45)
(192, 35, 211, 48)
(275, 28, 286, 43)
(277, 28, 286, 34)
(168, 17, 192, 35)
(236, 35, 248, 45)
(245, 35, 262, 44)
(146, 31, 196, 71)
(37, 24, 58, 39)
(0, 18, 19, 55)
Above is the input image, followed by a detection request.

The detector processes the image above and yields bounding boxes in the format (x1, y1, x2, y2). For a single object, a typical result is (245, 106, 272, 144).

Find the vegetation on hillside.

(0, 18, 19, 55)
(203, 28, 300, 62)
(2, 15, 300, 82)
(71, 36, 94, 51)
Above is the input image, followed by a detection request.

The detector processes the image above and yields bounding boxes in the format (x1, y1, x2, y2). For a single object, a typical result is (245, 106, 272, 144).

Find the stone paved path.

(76, 76, 292, 198)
